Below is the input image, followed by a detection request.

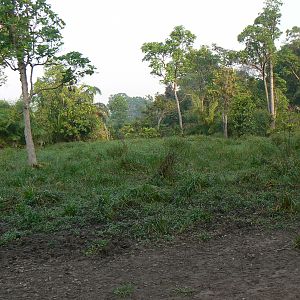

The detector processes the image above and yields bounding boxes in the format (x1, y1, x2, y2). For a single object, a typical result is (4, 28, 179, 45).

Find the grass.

(0, 134, 300, 247)
(113, 283, 134, 298)
(173, 286, 196, 297)
(294, 235, 300, 250)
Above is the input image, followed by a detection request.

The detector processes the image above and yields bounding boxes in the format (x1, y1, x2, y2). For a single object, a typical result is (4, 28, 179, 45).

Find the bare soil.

(1, 228, 300, 300)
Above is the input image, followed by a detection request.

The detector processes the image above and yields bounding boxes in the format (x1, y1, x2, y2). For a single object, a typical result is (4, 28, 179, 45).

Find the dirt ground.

(1, 228, 300, 300)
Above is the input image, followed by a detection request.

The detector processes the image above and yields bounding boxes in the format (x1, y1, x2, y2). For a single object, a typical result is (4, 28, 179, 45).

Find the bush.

(0, 100, 24, 146)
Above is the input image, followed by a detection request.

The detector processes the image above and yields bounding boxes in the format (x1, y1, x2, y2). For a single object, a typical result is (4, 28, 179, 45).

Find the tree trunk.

(157, 115, 163, 131)
(263, 72, 270, 113)
(269, 60, 276, 130)
(18, 61, 38, 166)
(222, 111, 228, 138)
(200, 96, 204, 113)
(173, 82, 183, 135)
(103, 122, 110, 140)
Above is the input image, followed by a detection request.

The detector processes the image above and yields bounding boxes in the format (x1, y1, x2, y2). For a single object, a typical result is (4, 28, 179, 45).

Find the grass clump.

(113, 283, 134, 298)
(85, 239, 110, 256)
(173, 286, 196, 297)
(293, 235, 300, 250)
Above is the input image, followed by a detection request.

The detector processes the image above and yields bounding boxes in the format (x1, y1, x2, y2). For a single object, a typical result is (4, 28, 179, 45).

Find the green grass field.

(1, 134, 300, 248)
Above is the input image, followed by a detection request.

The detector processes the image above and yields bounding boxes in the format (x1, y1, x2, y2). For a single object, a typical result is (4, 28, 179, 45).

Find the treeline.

(0, 0, 300, 149)
(102, 0, 300, 140)
(0, 65, 105, 147)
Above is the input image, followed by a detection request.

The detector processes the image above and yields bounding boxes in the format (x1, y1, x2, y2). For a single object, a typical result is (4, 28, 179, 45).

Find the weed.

(156, 137, 188, 180)
(293, 235, 300, 250)
(0, 230, 22, 246)
(106, 141, 128, 159)
(275, 195, 299, 213)
(173, 286, 196, 297)
(85, 239, 110, 256)
(113, 283, 134, 298)
(197, 231, 212, 242)
(63, 201, 79, 217)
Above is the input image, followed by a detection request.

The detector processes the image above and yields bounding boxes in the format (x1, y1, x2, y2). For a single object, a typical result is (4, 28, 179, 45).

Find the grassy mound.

(1, 134, 300, 247)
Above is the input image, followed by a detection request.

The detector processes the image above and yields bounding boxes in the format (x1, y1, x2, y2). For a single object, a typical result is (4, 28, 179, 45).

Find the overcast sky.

(0, 0, 299, 104)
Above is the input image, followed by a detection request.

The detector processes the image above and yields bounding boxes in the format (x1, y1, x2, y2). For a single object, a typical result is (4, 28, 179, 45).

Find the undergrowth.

(0, 134, 300, 246)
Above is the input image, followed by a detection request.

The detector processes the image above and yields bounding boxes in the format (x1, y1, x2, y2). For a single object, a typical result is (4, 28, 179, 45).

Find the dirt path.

(1, 229, 299, 300)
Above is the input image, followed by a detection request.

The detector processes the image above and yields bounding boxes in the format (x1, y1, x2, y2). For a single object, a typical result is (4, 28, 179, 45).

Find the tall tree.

(143, 93, 175, 130)
(180, 46, 219, 117)
(0, 99, 23, 145)
(276, 27, 300, 105)
(107, 93, 129, 134)
(212, 67, 237, 138)
(33, 65, 102, 143)
(238, 0, 282, 129)
(0, 0, 95, 166)
(142, 25, 196, 135)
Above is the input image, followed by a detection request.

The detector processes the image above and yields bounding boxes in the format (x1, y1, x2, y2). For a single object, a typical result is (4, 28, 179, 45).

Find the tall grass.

(1, 134, 300, 245)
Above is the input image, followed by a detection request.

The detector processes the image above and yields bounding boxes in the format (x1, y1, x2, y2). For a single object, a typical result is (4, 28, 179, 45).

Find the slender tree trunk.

(18, 61, 38, 166)
(222, 111, 228, 138)
(157, 115, 163, 131)
(200, 96, 204, 113)
(263, 67, 270, 113)
(263, 76, 270, 113)
(269, 60, 276, 130)
(103, 122, 110, 140)
(173, 82, 183, 135)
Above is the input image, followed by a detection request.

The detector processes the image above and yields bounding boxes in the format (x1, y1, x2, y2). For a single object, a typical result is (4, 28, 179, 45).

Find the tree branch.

(32, 82, 64, 96)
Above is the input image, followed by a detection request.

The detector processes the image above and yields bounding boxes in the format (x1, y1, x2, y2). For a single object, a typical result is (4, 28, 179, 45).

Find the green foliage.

(142, 26, 196, 133)
(173, 286, 196, 297)
(0, 100, 24, 146)
(120, 125, 159, 139)
(0, 1, 95, 86)
(107, 94, 129, 134)
(0, 0, 65, 68)
(33, 65, 104, 143)
(0, 230, 23, 246)
(107, 93, 152, 138)
(276, 28, 300, 105)
(113, 283, 134, 298)
(85, 239, 110, 256)
(294, 235, 300, 249)
(55, 51, 96, 85)
(252, 109, 271, 136)
(0, 0, 96, 166)
(141, 24, 197, 83)
(142, 93, 176, 131)
(230, 91, 257, 136)
(1, 120, 300, 247)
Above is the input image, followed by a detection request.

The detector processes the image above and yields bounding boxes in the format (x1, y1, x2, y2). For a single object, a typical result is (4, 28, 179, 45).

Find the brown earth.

(1, 228, 300, 300)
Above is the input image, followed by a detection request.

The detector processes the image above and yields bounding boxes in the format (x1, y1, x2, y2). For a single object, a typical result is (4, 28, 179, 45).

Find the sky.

(0, 0, 299, 104)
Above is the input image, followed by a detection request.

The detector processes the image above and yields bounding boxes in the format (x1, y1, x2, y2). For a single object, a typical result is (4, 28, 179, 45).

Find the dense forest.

(0, 0, 299, 166)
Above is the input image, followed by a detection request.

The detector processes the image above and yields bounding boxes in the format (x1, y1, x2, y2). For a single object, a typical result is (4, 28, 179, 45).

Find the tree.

(212, 67, 237, 138)
(0, 100, 23, 146)
(181, 46, 219, 112)
(238, 0, 283, 130)
(276, 27, 300, 105)
(33, 67, 103, 143)
(94, 102, 110, 140)
(107, 93, 129, 135)
(142, 25, 196, 135)
(143, 93, 175, 130)
(0, 0, 95, 166)
(230, 83, 257, 136)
